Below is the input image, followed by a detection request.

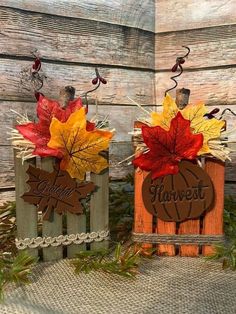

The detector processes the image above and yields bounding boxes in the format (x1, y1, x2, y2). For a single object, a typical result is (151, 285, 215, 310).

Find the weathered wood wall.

(0, 0, 235, 203)
(0, 0, 155, 202)
(155, 0, 236, 197)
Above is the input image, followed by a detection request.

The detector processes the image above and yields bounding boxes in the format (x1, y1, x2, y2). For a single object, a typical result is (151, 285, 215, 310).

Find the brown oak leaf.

(22, 165, 95, 220)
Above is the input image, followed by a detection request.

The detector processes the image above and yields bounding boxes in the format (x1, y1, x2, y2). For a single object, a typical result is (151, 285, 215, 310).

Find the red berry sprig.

(83, 68, 107, 113)
(92, 68, 107, 85)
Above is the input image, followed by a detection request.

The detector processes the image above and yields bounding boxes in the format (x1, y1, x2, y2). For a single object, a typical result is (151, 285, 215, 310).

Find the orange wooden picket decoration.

(132, 122, 225, 257)
(156, 220, 176, 256)
(202, 159, 225, 256)
(178, 220, 200, 256)
(133, 120, 153, 249)
(134, 169, 153, 250)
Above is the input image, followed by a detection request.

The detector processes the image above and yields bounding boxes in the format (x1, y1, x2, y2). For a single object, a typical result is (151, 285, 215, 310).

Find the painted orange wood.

(178, 220, 200, 256)
(134, 169, 153, 249)
(202, 159, 225, 256)
(156, 220, 176, 256)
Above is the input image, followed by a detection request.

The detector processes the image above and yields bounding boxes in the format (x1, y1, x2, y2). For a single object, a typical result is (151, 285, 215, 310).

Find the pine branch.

(0, 252, 37, 301)
(205, 196, 236, 270)
(205, 240, 236, 270)
(71, 243, 154, 279)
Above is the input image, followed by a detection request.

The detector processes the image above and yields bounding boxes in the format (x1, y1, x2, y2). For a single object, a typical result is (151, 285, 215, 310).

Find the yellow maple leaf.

(181, 103, 225, 155)
(150, 94, 225, 156)
(151, 93, 178, 129)
(47, 108, 113, 180)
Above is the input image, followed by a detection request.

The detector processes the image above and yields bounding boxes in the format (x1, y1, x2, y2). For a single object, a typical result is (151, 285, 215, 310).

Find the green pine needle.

(205, 240, 236, 270)
(205, 196, 236, 270)
(0, 251, 37, 301)
(71, 243, 154, 279)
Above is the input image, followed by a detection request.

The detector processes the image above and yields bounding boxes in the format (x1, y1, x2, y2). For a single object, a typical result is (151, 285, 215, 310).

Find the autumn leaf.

(133, 112, 203, 179)
(22, 165, 95, 220)
(16, 94, 88, 157)
(181, 103, 225, 154)
(36, 93, 83, 124)
(16, 121, 62, 158)
(150, 94, 225, 156)
(151, 93, 178, 130)
(47, 108, 113, 180)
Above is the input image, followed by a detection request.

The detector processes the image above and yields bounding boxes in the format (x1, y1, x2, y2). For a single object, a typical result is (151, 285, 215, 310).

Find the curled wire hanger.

(165, 46, 190, 96)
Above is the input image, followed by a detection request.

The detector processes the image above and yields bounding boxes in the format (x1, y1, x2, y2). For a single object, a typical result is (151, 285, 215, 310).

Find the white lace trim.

(15, 230, 110, 250)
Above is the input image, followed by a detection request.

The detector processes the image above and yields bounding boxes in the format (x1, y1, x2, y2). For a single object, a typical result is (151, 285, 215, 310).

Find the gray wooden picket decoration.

(14, 155, 109, 261)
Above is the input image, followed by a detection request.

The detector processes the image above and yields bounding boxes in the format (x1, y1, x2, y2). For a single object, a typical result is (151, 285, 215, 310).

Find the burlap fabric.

(1, 257, 236, 314)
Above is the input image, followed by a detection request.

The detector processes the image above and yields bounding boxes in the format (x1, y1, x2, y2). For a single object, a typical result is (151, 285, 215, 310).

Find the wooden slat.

(1, 0, 155, 32)
(155, 25, 236, 70)
(156, 0, 236, 33)
(41, 158, 63, 261)
(14, 153, 38, 257)
(0, 59, 155, 105)
(178, 220, 200, 257)
(202, 159, 225, 256)
(155, 68, 236, 106)
(0, 7, 154, 69)
(67, 212, 86, 258)
(133, 169, 153, 249)
(133, 122, 153, 249)
(156, 221, 176, 256)
(90, 170, 109, 250)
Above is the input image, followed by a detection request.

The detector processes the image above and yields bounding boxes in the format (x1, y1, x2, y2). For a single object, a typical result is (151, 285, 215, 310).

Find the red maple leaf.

(133, 112, 203, 179)
(16, 94, 94, 157)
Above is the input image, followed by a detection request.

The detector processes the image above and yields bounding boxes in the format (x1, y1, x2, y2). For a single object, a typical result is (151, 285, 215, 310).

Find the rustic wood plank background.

(155, 0, 236, 198)
(0, 0, 235, 203)
(0, 0, 155, 202)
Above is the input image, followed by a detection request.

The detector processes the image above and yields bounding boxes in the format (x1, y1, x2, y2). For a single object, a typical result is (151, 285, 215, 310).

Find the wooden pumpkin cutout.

(142, 160, 214, 222)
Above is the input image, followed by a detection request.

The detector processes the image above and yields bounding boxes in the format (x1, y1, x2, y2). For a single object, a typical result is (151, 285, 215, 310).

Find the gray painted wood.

(1, 0, 155, 32)
(155, 68, 236, 106)
(155, 24, 236, 70)
(156, 0, 236, 33)
(41, 158, 63, 261)
(90, 169, 109, 250)
(67, 212, 86, 258)
(0, 7, 154, 69)
(0, 59, 155, 105)
(14, 152, 38, 257)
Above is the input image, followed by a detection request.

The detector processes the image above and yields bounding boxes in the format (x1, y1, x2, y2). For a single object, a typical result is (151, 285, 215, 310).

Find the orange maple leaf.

(47, 108, 113, 180)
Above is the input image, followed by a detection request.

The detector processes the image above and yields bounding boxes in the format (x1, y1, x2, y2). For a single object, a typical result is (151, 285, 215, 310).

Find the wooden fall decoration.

(202, 159, 225, 256)
(14, 85, 111, 261)
(133, 122, 153, 249)
(133, 88, 225, 257)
